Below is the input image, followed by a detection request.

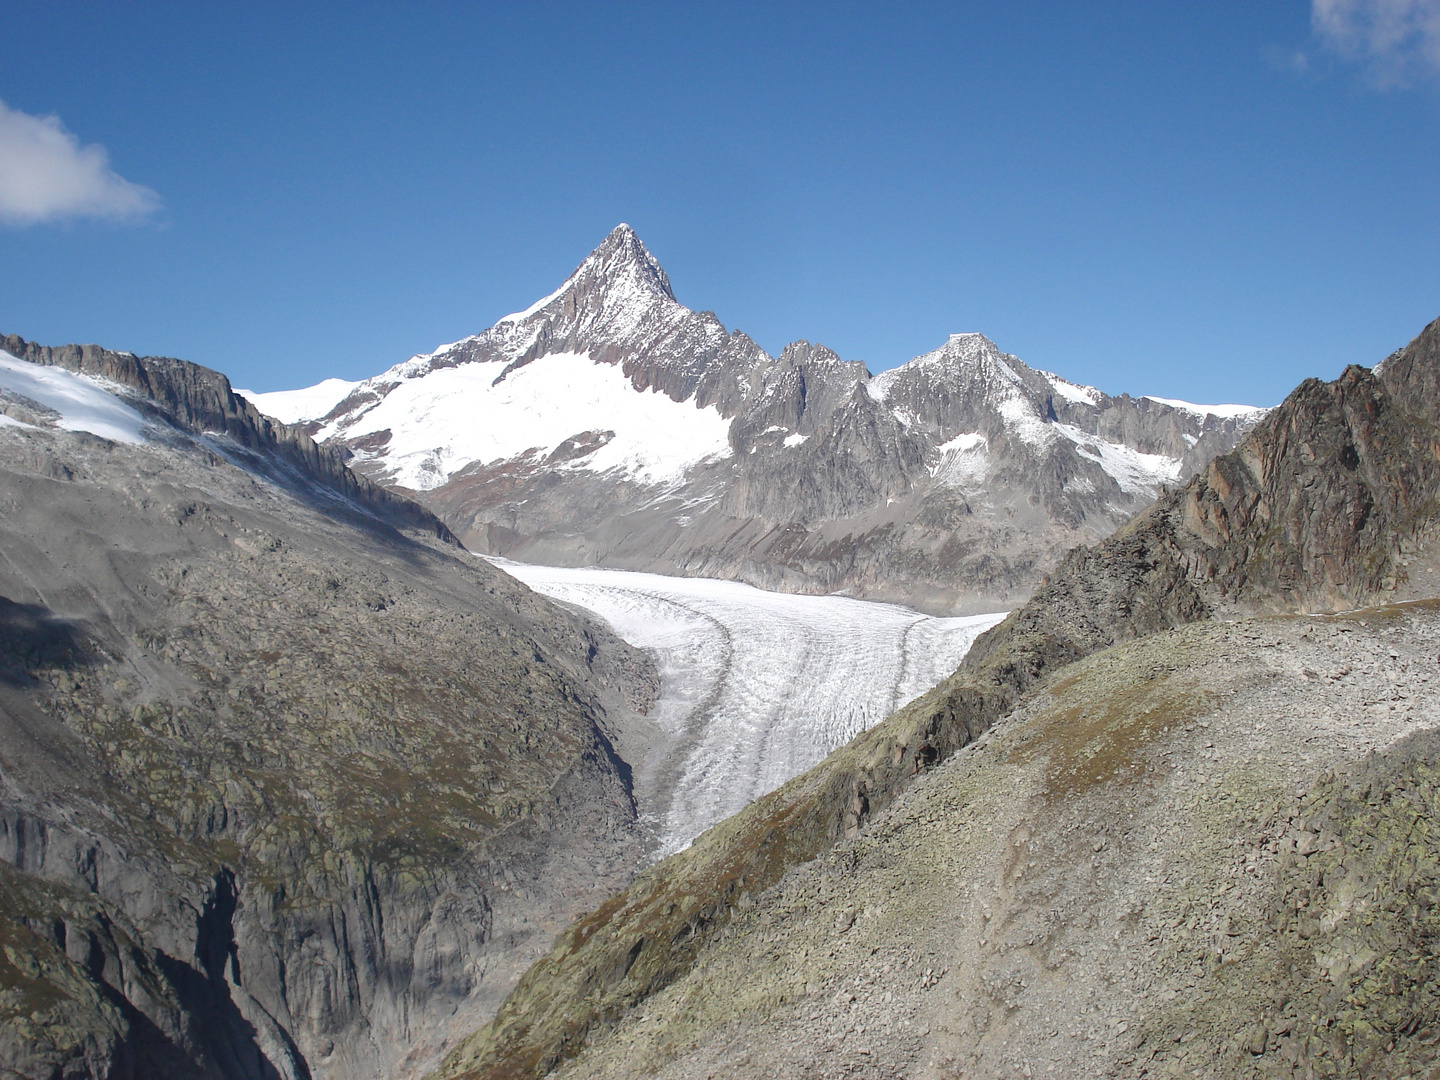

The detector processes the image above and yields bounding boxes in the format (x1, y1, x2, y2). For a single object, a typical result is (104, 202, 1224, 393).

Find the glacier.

(237, 377, 360, 424)
(0, 350, 149, 444)
(486, 557, 1006, 855)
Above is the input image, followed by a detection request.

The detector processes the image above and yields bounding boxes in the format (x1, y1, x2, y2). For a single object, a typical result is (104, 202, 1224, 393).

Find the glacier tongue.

(486, 558, 1005, 855)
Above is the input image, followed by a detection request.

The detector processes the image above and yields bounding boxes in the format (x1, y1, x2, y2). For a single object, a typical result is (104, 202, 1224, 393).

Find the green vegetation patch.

(1007, 640, 1212, 799)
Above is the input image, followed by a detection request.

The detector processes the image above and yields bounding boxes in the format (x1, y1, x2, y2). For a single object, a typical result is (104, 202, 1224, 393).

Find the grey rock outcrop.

(299, 226, 1261, 614)
(0, 344, 659, 1079)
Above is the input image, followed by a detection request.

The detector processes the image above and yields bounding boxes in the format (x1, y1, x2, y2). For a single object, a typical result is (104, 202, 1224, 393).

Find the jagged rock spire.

(582, 223, 675, 302)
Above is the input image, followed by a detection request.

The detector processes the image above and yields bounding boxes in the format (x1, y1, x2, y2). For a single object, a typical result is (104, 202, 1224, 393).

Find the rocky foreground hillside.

(262, 226, 1260, 614)
(438, 317, 1440, 1080)
(0, 342, 659, 1079)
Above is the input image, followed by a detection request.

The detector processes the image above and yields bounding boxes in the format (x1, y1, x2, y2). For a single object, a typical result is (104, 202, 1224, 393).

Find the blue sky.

(1, 2, 1437, 405)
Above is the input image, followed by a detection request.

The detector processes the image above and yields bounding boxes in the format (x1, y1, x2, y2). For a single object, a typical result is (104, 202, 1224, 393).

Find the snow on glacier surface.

(325, 351, 733, 491)
(237, 378, 360, 424)
(487, 557, 1006, 854)
(0, 351, 148, 444)
(1142, 395, 1265, 419)
(930, 432, 990, 487)
(1054, 422, 1184, 495)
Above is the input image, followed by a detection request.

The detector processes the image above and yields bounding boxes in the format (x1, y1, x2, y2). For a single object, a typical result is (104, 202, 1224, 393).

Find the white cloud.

(1312, 0, 1440, 86)
(0, 100, 161, 226)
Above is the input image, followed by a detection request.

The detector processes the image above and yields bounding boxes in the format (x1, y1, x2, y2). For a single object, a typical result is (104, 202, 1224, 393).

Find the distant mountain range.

(243, 225, 1264, 613)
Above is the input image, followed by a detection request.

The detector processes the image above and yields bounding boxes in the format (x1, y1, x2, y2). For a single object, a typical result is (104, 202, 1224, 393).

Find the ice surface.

(930, 432, 990, 488)
(1054, 422, 1184, 495)
(324, 351, 733, 491)
(997, 393, 1053, 446)
(487, 558, 1005, 854)
(1142, 396, 1265, 419)
(0, 351, 148, 444)
(237, 378, 360, 424)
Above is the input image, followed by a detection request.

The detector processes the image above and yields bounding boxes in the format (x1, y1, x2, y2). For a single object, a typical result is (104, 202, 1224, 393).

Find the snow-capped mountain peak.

(236, 225, 1264, 612)
(580, 222, 676, 302)
(495, 223, 673, 326)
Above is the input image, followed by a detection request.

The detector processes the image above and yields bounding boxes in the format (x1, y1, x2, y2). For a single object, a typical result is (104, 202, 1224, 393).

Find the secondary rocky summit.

(253, 226, 1261, 614)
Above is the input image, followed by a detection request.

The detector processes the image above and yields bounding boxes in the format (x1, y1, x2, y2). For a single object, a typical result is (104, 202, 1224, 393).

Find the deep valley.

(2, 234, 1439, 1080)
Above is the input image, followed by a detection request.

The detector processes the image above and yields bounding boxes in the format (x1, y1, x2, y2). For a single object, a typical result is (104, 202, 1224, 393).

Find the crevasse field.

(487, 557, 1005, 854)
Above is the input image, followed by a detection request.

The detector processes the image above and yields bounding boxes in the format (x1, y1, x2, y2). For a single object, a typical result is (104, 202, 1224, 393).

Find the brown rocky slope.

(436, 317, 1440, 1080)
(535, 601, 1440, 1079)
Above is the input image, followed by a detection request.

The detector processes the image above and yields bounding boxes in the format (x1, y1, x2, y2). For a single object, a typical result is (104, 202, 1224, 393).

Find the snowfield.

(316, 351, 734, 491)
(487, 558, 1006, 854)
(1141, 395, 1267, 419)
(0, 350, 149, 444)
(237, 377, 359, 424)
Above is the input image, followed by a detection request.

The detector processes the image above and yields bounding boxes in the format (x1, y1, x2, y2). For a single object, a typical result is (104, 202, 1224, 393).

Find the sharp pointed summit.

(585, 222, 675, 300)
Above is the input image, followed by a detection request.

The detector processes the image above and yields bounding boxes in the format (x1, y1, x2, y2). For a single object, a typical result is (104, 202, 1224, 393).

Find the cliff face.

(1, 334, 455, 544)
(438, 314, 1440, 1080)
(0, 344, 658, 1079)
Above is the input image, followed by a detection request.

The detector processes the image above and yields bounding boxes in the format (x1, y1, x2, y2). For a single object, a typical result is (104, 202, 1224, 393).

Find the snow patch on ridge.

(487, 557, 1006, 854)
(1043, 370, 1103, 407)
(1143, 396, 1265, 420)
(327, 351, 733, 491)
(0, 350, 149, 444)
(498, 277, 573, 325)
(237, 378, 360, 424)
(1055, 423, 1184, 495)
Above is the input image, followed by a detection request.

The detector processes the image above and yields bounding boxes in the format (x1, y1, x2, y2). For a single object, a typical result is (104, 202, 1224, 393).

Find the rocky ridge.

(1, 334, 454, 545)
(0, 344, 660, 1079)
(531, 603, 1440, 1079)
(268, 226, 1261, 614)
(437, 315, 1440, 1080)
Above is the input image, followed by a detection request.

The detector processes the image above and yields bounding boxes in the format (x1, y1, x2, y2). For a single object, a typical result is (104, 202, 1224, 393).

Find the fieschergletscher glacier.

(487, 557, 1004, 854)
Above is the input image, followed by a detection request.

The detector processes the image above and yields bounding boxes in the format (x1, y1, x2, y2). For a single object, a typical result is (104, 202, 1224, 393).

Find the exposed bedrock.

(0, 345, 658, 1079)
